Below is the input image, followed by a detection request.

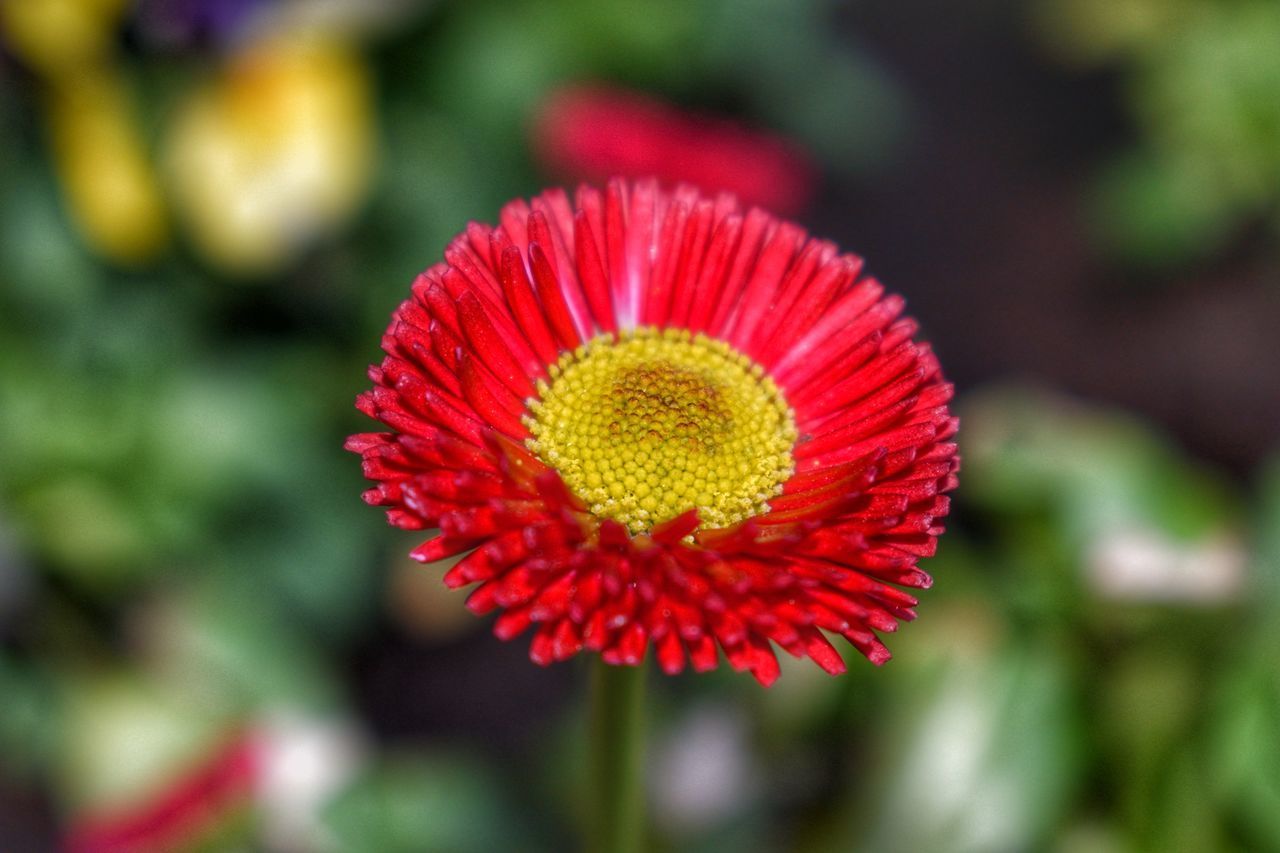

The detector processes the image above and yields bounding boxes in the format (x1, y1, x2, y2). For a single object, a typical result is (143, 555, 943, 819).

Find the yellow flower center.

(525, 327, 797, 534)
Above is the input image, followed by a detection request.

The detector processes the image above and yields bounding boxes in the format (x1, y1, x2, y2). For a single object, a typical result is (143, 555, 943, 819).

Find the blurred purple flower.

(135, 0, 272, 47)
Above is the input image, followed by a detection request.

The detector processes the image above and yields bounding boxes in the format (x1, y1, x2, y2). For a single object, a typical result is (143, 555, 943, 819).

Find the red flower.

(348, 179, 957, 686)
(533, 85, 817, 217)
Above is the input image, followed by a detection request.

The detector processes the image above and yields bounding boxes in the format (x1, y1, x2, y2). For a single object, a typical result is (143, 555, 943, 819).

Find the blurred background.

(1, 0, 1279, 850)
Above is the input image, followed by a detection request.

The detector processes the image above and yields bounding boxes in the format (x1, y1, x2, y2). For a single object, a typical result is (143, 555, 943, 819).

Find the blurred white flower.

(648, 703, 759, 834)
(1087, 525, 1246, 604)
(256, 711, 367, 853)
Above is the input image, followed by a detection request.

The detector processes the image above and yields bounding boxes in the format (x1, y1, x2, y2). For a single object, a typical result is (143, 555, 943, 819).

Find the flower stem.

(588, 658, 646, 853)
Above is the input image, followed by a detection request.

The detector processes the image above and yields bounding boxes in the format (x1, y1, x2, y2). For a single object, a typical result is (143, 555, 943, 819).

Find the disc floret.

(525, 327, 796, 533)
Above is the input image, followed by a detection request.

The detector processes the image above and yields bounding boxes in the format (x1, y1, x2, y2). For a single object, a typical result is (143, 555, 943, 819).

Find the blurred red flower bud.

(533, 85, 818, 216)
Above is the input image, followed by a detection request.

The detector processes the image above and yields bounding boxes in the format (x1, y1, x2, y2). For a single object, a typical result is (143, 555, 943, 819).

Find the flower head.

(348, 179, 957, 686)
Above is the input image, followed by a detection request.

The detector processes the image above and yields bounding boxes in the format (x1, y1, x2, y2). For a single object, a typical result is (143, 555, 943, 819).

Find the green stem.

(588, 658, 646, 853)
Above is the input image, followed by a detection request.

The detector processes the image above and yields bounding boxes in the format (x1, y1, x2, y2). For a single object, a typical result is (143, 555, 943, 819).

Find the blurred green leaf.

(962, 386, 1240, 545)
(324, 753, 545, 853)
(1208, 659, 1280, 849)
(0, 653, 58, 780)
(415, 0, 698, 130)
(141, 580, 339, 714)
(1090, 150, 1236, 267)
(1041, 0, 1280, 266)
(847, 640, 1081, 853)
(57, 671, 232, 813)
(0, 169, 103, 318)
(699, 0, 907, 172)
(1253, 453, 1280, 609)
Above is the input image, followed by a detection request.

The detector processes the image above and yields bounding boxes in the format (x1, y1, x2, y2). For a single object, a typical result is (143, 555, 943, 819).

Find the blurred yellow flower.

(0, 0, 129, 75)
(46, 68, 171, 265)
(4, 0, 170, 265)
(164, 34, 375, 276)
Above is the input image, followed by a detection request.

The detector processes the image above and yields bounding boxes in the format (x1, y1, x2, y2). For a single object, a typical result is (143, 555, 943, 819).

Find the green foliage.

(0, 654, 58, 780)
(1038, 0, 1280, 266)
(324, 754, 546, 853)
